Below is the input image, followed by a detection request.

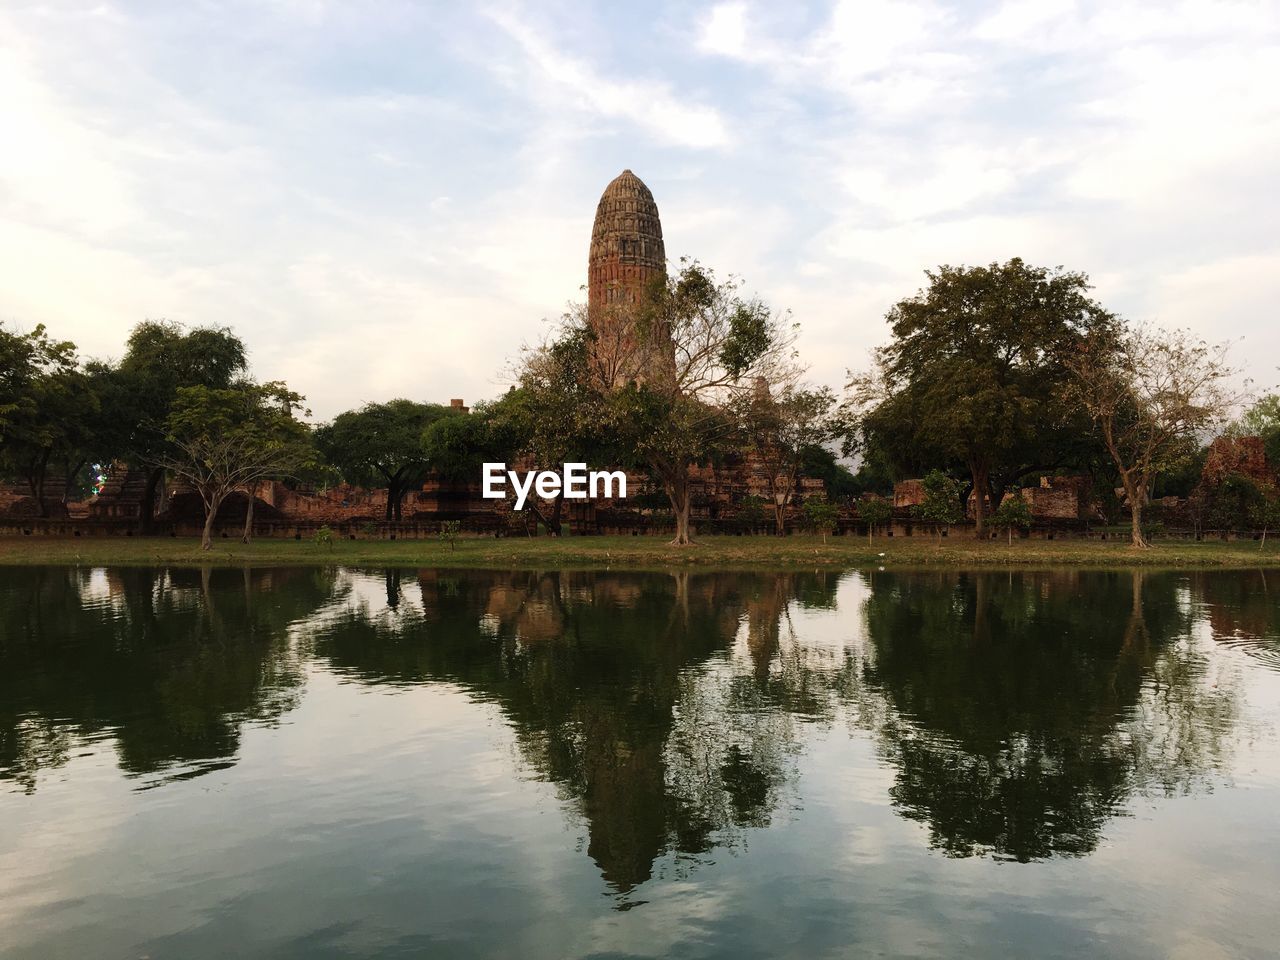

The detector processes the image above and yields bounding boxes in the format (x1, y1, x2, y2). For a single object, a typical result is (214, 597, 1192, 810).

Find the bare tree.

(1068, 324, 1244, 548)
(736, 381, 836, 535)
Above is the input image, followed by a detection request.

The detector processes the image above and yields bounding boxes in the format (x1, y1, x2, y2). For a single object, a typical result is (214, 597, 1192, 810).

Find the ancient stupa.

(588, 169, 667, 314)
(586, 170, 670, 387)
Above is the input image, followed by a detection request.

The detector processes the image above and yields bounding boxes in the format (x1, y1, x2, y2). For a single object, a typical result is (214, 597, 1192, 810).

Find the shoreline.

(3, 534, 1279, 570)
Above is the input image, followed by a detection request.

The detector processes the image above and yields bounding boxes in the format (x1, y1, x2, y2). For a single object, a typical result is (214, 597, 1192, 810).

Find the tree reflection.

(0, 566, 333, 792)
(857, 569, 1241, 861)
(1, 562, 1253, 890)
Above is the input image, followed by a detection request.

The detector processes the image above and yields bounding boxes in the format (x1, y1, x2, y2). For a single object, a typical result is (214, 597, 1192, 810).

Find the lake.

(2, 566, 1279, 959)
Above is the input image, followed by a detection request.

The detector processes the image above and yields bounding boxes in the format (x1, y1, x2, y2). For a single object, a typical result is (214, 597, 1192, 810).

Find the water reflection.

(858, 570, 1240, 861)
(1, 564, 1272, 888)
(0, 566, 330, 792)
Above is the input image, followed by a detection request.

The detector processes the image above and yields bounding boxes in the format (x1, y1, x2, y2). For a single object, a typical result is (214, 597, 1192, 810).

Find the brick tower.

(586, 169, 670, 387)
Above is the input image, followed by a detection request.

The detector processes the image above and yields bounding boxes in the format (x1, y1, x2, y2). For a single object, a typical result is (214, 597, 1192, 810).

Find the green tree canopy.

(849, 259, 1114, 537)
(316, 399, 460, 521)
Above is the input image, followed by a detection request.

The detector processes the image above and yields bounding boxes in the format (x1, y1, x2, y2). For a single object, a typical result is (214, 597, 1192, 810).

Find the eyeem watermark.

(482, 463, 627, 511)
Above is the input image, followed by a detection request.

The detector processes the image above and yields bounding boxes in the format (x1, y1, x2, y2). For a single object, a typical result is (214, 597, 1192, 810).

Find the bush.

(992, 493, 1032, 543)
(914, 470, 963, 537)
(803, 500, 839, 542)
(438, 519, 461, 550)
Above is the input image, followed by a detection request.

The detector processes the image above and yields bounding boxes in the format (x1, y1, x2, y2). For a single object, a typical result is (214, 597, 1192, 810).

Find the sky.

(2, 0, 1278, 420)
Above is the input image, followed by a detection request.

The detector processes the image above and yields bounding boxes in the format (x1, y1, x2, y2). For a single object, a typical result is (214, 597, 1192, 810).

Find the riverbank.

(2, 534, 1279, 568)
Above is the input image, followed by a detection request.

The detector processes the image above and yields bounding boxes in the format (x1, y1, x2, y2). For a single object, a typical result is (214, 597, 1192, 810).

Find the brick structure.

(893, 480, 926, 509)
(586, 170, 673, 387)
(1201, 436, 1272, 487)
(588, 169, 666, 315)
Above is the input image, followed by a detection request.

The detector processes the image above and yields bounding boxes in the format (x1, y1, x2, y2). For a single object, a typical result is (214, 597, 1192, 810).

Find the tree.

(797, 443, 859, 499)
(0, 324, 77, 461)
(857, 497, 892, 544)
(915, 469, 963, 540)
(114, 321, 249, 530)
(494, 320, 611, 535)
(316, 400, 459, 521)
(848, 259, 1114, 538)
(1249, 489, 1280, 550)
(802, 500, 839, 543)
(737, 383, 836, 534)
(2, 366, 99, 516)
(1068, 324, 1242, 548)
(993, 491, 1033, 545)
(605, 261, 798, 545)
(159, 383, 312, 550)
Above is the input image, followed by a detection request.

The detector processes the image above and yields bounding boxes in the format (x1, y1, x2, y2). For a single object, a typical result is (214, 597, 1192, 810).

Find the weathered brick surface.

(893, 480, 926, 508)
(1201, 436, 1271, 486)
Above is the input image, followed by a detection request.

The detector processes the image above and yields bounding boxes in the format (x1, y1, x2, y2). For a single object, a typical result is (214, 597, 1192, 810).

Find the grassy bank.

(2, 533, 1279, 569)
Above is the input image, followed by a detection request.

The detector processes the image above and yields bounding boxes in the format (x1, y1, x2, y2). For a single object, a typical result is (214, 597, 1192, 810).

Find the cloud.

(484, 6, 731, 150)
(0, 0, 1276, 419)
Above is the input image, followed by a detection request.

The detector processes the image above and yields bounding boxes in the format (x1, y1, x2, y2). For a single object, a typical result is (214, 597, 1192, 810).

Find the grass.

(2, 533, 1279, 570)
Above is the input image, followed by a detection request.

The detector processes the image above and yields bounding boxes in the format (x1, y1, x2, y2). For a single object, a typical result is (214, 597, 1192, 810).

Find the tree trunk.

(665, 474, 693, 546)
(969, 460, 989, 539)
(1129, 495, 1150, 548)
(30, 450, 51, 518)
(549, 493, 564, 536)
(241, 483, 256, 544)
(140, 467, 164, 534)
(201, 492, 224, 551)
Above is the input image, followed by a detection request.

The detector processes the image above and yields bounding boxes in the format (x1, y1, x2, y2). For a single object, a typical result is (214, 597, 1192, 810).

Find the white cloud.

(0, 0, 1277, 419)
(485, 7, 731, 150)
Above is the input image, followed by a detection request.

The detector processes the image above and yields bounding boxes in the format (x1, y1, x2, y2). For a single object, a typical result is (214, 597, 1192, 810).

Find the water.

(2, 566, 1279, 959)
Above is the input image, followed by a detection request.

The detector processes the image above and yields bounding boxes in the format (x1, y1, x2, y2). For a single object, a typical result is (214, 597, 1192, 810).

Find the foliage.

(802, 500, 839, 542)
(159, 382, 313, 550)
(847, 259, 1113, 536)
(316, 399, 460, 521)
(1206, 473, 1267, 531)
(437, 520, 462, 550)
(992, 492, 1033, 543)
(736, 494, 767, 530)
(857, 497, 893, 542)
(313, 525, 334, 549)
(797, 444, 859, 499)
(1227, 393, 1280, 467)
(1068, 323, 1243, 547)
(736, 383, 836, 534)
(601, 260, 798, 545)
(914, 470, 964, 535)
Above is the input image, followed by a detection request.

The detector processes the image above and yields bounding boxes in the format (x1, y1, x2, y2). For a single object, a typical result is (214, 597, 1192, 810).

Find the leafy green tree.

(915, 469, 963, 540)
(0, 324, 77, 469)
(857, 497, 893, 544)
(160, 382, 312, 549)
(802, 500, 839, 542)
(848, 259, 1113, 537)
(316, 400, 459, 521)
(992, 491, 1033, 544)
(493, 321, 612, 534)
(797, 443, 859, 499)
(1249, 489, 1280, 550)
(1, 358, 100, 516)
(1206, 473, 1266, 532)
(114, 321, 249, 530)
